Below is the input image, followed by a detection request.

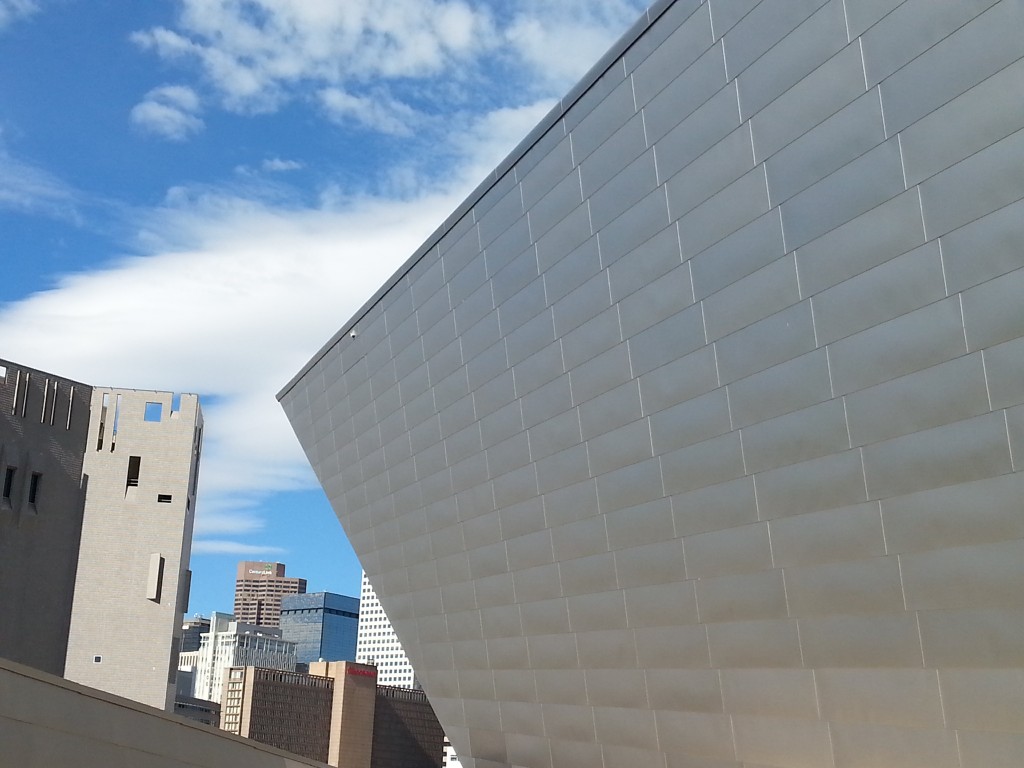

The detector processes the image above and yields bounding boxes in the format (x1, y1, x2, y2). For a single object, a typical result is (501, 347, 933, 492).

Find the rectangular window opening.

(126, 456, 141, 491)
(171, 393, 181, 413)
(2, 467, 15, 501)
(110, 393, 122, 451)
(157, 493, 172, 503)
(97, 392, 109, 450)
(0, 364, 6, 380)
(144, 401, 163, 422)
(28, 473, 41, 505)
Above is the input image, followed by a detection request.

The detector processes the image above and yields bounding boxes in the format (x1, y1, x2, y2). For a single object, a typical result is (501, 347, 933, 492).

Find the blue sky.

(0, 0, 647, 615)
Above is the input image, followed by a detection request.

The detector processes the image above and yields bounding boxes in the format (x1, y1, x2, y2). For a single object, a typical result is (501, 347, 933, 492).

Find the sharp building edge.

(279, 1, 1024, 766)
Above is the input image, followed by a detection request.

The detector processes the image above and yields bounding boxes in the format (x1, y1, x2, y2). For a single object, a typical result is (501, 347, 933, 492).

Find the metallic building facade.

(281, 591, 360, 665)
(280, 1, 1024, 766)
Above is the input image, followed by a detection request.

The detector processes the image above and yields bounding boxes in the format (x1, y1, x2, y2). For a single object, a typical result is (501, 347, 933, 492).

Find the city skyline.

(0, 0, 649, 616)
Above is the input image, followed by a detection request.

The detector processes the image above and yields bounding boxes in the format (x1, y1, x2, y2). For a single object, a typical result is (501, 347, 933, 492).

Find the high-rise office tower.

(355, 572, 416, 688)
(280, 591, 360, 666)
(280, 1, 1024, 765)
(190, 612, 296, 704)
(234, 561, 306, 627)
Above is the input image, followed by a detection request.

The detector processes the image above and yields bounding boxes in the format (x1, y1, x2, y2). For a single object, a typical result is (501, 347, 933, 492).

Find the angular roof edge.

(277, 0, 676, 401)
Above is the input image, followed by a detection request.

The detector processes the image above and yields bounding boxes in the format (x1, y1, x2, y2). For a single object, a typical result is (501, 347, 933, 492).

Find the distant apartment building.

(280, 591, 359, 667)
(0, 359, 202, 712)
(234, 561, 306, 626)
(355, 572, 416, 688)
(189, 612, 296, 704)
(220, 661, 443, 768)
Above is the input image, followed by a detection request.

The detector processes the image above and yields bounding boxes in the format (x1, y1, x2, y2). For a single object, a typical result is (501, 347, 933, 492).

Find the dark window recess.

(157, 494, 172, 503)
(126, 456, 141, 490)
(28, 473, 41, 505)
(93, 656, 102, 664)
(2, 467, 15, 500)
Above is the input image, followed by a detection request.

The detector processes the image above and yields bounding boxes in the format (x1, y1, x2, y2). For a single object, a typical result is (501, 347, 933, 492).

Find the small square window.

(93, 655, 102, 663)
(144, 402, 163, 422)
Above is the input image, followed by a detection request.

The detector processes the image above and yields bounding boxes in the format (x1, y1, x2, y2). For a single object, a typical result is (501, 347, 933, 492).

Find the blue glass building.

(279, 592, 359, 666)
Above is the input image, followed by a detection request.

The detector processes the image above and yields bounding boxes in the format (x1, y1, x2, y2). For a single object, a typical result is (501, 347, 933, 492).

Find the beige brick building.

(63, 387, 203, 710)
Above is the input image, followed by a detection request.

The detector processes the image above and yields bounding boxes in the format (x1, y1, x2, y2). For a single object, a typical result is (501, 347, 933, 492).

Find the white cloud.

(130, 84, 204, 141)
(319, 87, 419, 135)
(127, 0, 648, 131)
(131, 0, 497, 114)
(0, 102, 550, 554)
(0, 0, 37, 31)
(0, 141, 81, 220)
(192, 540, 287, 555)
(262, 157, 303, 172)
(503, 0, 649, 90)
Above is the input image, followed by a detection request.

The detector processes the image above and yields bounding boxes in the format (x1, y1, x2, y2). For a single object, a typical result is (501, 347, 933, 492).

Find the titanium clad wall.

(280, 1, 1024, 767)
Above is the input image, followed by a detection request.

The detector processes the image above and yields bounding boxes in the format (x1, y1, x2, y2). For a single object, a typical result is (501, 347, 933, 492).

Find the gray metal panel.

(878, 0, 1024, 134)
(827, 296, 967, 396)
(735, 0, 848, 119)
(780, 137, 905, 251)
(919, 128, 1024, 240)
(280, 2, 1024, 766)
(900, 56, 1024, 187)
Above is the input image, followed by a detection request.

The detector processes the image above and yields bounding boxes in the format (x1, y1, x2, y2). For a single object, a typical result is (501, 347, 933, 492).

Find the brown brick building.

(220, 661, 443, 768)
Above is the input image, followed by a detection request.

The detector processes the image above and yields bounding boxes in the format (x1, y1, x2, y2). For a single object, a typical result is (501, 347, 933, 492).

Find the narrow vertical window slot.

(19, 372, 29, 417)
(48, 381, 58, 425)
(111, 393, 122, 451)
(40, 378, 50, 423)
(66, 386, 75, 430)
(97, 392, 109, 450)
(2, 467, 15, 501)
(11, 371, 20, 416)
(28, 473, 41, 505)
(126, 455, 141, 493)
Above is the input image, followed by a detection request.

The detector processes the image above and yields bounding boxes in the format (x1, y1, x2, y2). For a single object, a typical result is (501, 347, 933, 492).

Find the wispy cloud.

(131, 0, 497, 114)
(262, 157, 303, 172)
(0, 0, 37, 31)
(0, 102, 546, 553)
(130, 84, 204, 140)
(0, 142, 81, 221)
(503, 0, 647, 89)
(192, 540, 287, 556)
(128, 0, 646, 127)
